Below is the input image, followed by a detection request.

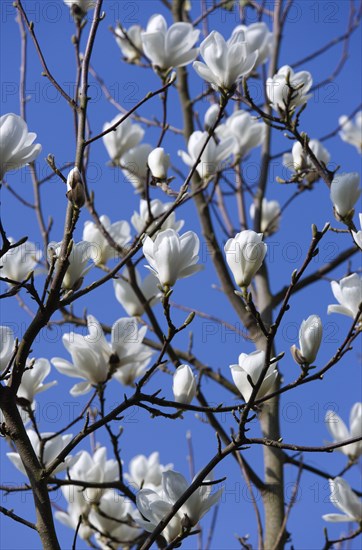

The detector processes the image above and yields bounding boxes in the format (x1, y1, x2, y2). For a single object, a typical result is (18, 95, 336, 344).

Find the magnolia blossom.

(230, 350, 278, 402)
(0, 239, 42, 283)
(178, 130, 234, 179)
(114, 23, 143, 62)
(283, 139, 330, 179)
(143, 229, 202, 287)
(55, 490, 94, 541)
(224, 230, 267, 287)
(291, 315, 322, 366)
(339, 111, 362, 154)
(0, 326, 15, 372)
(7, 430, 74, 475)
(83, 215, 131, 265)
(63, 0, 95, 19)
(120, 143, 152, 192)
(322, 477, 362, 523)
(231, 22, 273, 67)
(131, 198, 184, 238)
(0, 113, 42, 180)
(103, 115, 144, 163)
(327, 273, 362, 320)
(148, 147, 170, 180)
(141, 14, 199, 72)
(113, 267, 161, 317)
(125, 452, 173, 491)
(17, 358, 56, 403)
(193, 29, 258, 92)
(136, 470, 222, 542)
(250, 198, 281, 235)
(352, 213, 362, 249)
(173, 364, 197, 404)
(325, 403, 362, 459)
(66, 167, 85, 208)
(48, 240, 91, 290)
(330, 172, 361, 219)
(52, 315, 153, 394)
(216, 110, 265, 159)
(266, 65, 313, 114)
(204, 104, 219, 130)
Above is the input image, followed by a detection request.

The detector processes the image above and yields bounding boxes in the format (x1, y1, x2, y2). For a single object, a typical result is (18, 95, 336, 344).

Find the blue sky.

(1, 1, 361, 549)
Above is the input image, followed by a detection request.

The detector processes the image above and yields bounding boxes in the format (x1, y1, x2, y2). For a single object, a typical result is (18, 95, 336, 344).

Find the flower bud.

(291, 315, 322, 365)
(172, 364, 197, 404)
(66, 167, 85, 208)
(148, 147, 170, 180)
(224, 230, 267, 288)
(330, 172, 361, 221)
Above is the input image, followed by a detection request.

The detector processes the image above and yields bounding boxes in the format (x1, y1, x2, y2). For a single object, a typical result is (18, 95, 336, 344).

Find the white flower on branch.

(7, 430, 75, 475)
(216, 110, 265, 159)
(83, 215, 131, 266)
(283, 139, 330, 179)
(193, 29, 258, 93)
(0, 239, 42, 284)
(224, 230, 267, 288)
(48, 240, 92, 291)
(55, 489, 94, 542)
(141, 14, 199, 73)
(143, 229, 203, 287)
(63, 0, 95, 19)
(120, 143, 153, 193)
(352, 213, 362, 249)
(17, 358, 57, 404)
(148, 147, 170, 180)
(125, 451, 173, 491)
(322, 477, 362, 523)
(330, 172, 361, 221)
(291, 315, 322, 366)
(0, 113, 42, 180)
(178, 130, 235, 179)
(249, 198, 281, 236)
(136, 470, 222, 543)
(173, 364, 197, 405)
(327, 273, 362, 320)
(266, 65, 313, 114)
(339, 111, 362, 154)
(114, 23, 143, 63)
(0, 326, 15, 373)
(231, 22, 273, 68)
(204, 104, 219, 130)
(131, 198, 184, 238)
(103, 115, 144, 163)
(113, 267, 161, 317)
(325, 403, 362, 460)
(230, 350, 278, 403)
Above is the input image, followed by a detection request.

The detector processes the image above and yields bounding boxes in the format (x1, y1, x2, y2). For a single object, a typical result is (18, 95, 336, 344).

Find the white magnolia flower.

(250, 198, 281, 235)
(113, 267, 161, 317)
(141, 14, 199, 72)
(173, 364, 197, 404)
(0, 113, 42, 180)
(7, 430, 74, 475)
(143, 229, 202, 287)
(283, 139, 330, 176)
(231, 22, 273, 67)
(339, 111, 362, 154)
(266, 65, 313, 114)
(327, 273, 362, 320)
(63, 0, 95, 18)
(178, 130, 234, 179)
(204, 104, 219, 130)
(136, 470, 222, 542)
(148, 147, 170, 180)
(193, 29, 258, 92)
(291, 315, 322, 366)
(125, 452, 173, 491)
(352, 213, 362, 249)
(0, 239, 42, 283)
(131, 199, 184, 238)
(55, 490, 94, 541)
(330, 172, 361, 219)
(322, 477, 362, 523)
(0, 326, 15, 373)
(48, 241, 92, 290)
(17, 358, 56, 403)
(230, 350, 278, 402)
(114, 23, 143, 62)
(83, 215, 131, 265)
(89, 490, 141, 545)
(120, 143, 152, 193)
(325, 403, 362, 459)
(224, 230, 267, 287)
(216, 110, 265, 159)
(103, 115, 144, 163)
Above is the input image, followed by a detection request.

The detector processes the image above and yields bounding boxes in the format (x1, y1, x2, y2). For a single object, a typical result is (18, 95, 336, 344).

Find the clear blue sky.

(1, 1, 361, 549)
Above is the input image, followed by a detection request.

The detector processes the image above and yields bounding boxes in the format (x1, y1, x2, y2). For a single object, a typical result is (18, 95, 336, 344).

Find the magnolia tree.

(0, 1, 361, 549)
